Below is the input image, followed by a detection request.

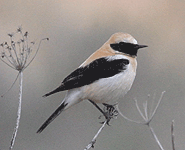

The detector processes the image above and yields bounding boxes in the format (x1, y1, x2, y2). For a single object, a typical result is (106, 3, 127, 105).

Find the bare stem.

(9, 71, 23, 150)
(117, 106, 145, 124)
(171, 120, 175, 150)
(84, 120, 107, 150)
(149, 91, 165, 123)
(148, 124, 164, 150)
(118, 91, 165, 150)
(134, 98, 146, 121)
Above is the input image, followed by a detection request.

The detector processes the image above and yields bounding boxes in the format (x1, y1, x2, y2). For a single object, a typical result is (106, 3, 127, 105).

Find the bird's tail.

(43, 84, 64, 97)
(37, 102, 68, 133)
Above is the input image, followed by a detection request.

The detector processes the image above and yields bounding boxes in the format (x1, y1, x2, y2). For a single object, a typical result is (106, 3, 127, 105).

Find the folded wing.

(43, 57, 129, 97)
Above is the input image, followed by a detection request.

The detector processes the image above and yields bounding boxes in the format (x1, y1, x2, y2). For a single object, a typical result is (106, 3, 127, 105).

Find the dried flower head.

(8, 33, 14, 37)
(0, 27, 49, 72)
(1, 52, 5, 58)
(24, 32, 28, 37)
(17, 26, 22, 33)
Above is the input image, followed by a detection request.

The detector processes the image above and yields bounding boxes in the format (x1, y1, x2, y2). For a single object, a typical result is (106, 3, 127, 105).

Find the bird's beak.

(135, 44, 148, 49)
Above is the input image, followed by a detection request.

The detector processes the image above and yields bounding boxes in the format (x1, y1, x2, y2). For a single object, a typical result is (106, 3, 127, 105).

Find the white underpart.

(63, 54, 136, 109)
(81, 55, 136, 103)
(62, 88, 83, 110)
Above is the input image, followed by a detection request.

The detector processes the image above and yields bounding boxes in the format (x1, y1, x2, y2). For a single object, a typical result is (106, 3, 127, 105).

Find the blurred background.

(0, 0, 185, 149)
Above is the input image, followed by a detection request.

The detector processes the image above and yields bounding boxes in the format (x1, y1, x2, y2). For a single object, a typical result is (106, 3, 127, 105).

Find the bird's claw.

(100, 103, 118, 125)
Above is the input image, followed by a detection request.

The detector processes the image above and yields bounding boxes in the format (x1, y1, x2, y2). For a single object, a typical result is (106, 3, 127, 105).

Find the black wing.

(43, 57, 129, 97)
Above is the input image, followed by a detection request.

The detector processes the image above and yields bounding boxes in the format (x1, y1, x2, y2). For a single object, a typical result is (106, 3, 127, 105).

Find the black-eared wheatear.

(37, 32, 147, 133)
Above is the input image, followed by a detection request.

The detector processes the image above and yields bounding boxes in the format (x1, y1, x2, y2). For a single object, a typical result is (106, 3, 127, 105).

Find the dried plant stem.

(0, 27, 48, 150)
(9, 71, 23, 150)
(84, 120, 107, 150)
(0, 57, 16, 69)
(117, 91, 165, 150)
(1, 72, 20, 98)
(171, 120, 175, 150)
(23, 38, 49, 70)
(148, 125, 164, 150)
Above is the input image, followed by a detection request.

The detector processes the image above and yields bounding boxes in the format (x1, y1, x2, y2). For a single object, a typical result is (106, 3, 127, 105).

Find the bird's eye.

(110, 43, 120, 51)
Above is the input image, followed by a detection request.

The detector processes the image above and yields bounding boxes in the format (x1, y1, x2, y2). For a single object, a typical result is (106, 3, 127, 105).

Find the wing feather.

(43, 57, 129, 97)
(62, 57, 129, 90)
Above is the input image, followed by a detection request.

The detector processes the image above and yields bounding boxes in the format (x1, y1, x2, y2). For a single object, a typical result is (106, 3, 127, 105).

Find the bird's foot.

(100, 103, 118, 125)
(88, 100, 118, 125)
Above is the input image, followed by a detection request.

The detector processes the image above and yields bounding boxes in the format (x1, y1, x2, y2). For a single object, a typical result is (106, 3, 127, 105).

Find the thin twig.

(118, 91, 165, 150)
(149, 93, 156, 117)
(84, 120, 107, 150)
(143, 100, 148, 120)
(9, 71, 23, 150)
(116, 106, 145, 124)
(171, 120, 175, 150)
(1, 72, 20, 97)
(23, 38, 49, 70)
(148, 124, 164, 150)
(0, 57, 15, 69)
(10, 37, 20, 66)
(5, 43, 18, 67)
(149, 91, 165, 124)
(134, 98, 146, 121)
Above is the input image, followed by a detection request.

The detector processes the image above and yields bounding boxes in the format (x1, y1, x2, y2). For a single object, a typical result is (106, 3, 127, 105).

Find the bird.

(37, 32, 147, 133)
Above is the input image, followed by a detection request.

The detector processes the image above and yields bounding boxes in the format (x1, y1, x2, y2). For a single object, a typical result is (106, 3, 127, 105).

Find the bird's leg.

(88, 100, 118, 125)
(88, 100, 106, 117)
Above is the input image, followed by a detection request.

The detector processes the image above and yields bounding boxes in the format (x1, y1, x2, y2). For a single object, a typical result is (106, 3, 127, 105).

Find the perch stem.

(9, 71, 23, 150)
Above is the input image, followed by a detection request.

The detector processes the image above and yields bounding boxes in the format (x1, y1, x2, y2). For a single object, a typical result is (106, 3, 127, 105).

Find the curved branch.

(1, 72, 20, 97)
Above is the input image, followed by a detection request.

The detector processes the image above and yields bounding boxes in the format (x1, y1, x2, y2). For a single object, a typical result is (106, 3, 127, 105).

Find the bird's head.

(106, 32, 148, 57)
